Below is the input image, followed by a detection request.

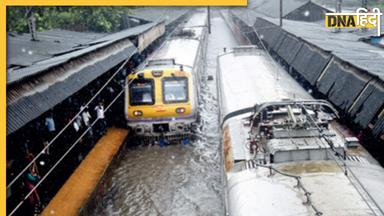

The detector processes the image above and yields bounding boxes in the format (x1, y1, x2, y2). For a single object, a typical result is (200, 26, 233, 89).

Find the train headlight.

(176, 107, 186, 114)
(151, 70, 163, 77)
(133, 110, 143, 116)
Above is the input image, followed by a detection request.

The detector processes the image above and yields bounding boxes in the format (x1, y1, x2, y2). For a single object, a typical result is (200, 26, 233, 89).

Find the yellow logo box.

(325, 14, 377, 28)
(324, 7, 382, 36)
(5, 0, 247, 6)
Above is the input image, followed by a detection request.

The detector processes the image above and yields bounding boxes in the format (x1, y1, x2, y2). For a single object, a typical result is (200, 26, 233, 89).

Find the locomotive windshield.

(163, 77, 188, 103)
(129, 79, 155, 105)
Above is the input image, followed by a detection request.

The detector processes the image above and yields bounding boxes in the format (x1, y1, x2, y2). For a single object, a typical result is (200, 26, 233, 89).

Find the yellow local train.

(125, 11, 207, 143)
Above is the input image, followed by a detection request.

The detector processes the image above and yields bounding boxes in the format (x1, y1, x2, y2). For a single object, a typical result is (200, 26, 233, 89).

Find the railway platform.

(40, 128, 128, 216)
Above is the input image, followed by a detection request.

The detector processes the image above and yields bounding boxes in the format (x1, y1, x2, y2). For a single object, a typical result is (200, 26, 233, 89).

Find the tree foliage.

(7, 6, 133, 33)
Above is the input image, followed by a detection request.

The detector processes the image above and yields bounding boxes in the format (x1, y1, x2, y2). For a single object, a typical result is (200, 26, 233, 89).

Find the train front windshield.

(163, 77, 188, 103)
(129, 79, 154, 105)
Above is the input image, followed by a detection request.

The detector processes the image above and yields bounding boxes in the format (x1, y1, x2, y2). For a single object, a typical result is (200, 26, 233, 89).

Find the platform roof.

(7, 22, 158, 85)
(7, 29, 106, 69)
(231, 9, 384, 81)
(279, 18, 384, 81)
(249, 0, 310, 18)
(230, 8, 384, 136)
(6, 21, 167, 135)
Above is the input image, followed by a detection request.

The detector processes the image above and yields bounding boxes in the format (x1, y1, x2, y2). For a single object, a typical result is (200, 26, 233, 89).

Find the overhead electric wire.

(250, 162, 323, 216)
(7, 56, 133, 190)
(8, 12, 184, 189)
(299, 104, 384, 216)
(235, 8, 384, 215)
(8, 12, 198, 215)
(8, 85, 127, 216)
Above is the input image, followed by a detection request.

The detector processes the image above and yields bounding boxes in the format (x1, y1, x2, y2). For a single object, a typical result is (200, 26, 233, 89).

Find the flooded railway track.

(90, 11, 239, 216)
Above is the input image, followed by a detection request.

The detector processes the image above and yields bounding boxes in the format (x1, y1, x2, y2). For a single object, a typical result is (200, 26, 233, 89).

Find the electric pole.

(26, 7, 37, 41)
(207, 6, 211, 34)
(279, 0, 283, 27)
(335, 0, 342, 32)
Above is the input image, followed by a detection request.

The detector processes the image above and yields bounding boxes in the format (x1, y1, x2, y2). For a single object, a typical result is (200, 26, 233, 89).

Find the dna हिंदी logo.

(325, 8, 382, 36)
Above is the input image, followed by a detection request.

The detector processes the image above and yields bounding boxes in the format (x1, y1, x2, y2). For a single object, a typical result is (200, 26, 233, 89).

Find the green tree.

(7, 6, 133, 33)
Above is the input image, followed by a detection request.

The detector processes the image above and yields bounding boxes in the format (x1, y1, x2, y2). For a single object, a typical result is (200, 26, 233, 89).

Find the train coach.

(217, 46, 384, 216)
(125, 11, 207, 143)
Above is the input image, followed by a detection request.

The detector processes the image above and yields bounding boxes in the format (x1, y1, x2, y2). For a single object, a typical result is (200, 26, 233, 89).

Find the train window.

(162, 77, 188, 104)
(129, 79, 155, 106)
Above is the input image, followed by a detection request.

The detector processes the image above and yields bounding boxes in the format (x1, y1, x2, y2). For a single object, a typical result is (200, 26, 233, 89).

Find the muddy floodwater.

(91, 11, 239, 216)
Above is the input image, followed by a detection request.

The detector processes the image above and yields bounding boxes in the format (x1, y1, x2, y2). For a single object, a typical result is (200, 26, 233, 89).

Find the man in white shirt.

(73, 116, 82, 132)
(80, 106, 94, 149)
(95, 103, 105, 119)
(81, 106, 92, 127)
(94, 102, 107, 135)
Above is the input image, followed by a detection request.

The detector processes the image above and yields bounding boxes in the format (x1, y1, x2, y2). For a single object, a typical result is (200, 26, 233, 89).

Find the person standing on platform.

(44, 114, 56, 140)
(81, 106, 94, 149)
(44, 114, 56, 155)
(72, 116, 82, 133)
(95, 102, 107, 135)
(24, 153, 41, 215)
(80, 106, 93, 151)
(81, 106, 92, 127)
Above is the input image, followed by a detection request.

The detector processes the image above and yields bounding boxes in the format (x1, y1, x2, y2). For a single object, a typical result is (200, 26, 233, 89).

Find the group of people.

(17, 101, 108, 215)
(8, 101, 113, 215)
(7, 45, 147, 216)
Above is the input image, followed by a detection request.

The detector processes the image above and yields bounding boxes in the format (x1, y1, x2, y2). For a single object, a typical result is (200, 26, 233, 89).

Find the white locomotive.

(217, 46, 384, 216)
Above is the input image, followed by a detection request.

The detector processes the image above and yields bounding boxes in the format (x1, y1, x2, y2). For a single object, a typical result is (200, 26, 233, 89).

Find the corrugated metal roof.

(6, 6, 192, 135)
(350, 80, 384, 128)
(291, 42, 332, 85)
(6, 20, 173, 135)
(281, 19, 384, 81)
(230, 9, 384, 81)
(284, 2, 331, 22)
(249, 0, 310, 18)
(316, 58, 371, 111)
(7, 29, 106, 68)
(230, 7, 384, 136)
(7, 42, 137, 135)
(7, 22, 158, 85)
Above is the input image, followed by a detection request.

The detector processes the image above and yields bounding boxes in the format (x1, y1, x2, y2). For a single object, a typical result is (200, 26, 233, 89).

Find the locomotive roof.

(219, 47, 384, 215)
(135, 66, 193, 75)
(150, 39, 200, 68)
(217, 47, 312, 119)
(148, 11, 207, 69)
(228, 161, 380, 216)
